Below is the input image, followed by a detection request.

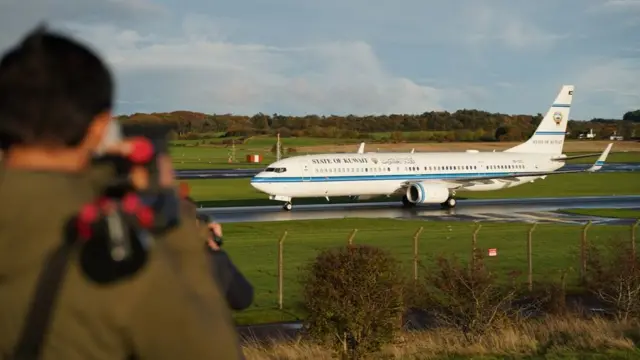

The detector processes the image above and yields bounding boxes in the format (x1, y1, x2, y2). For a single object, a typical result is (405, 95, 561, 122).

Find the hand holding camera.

(195, 213, 224, 250)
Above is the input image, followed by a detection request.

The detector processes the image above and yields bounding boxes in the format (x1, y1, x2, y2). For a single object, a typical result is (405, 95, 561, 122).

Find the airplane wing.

(551, 152, 604, 161)
(392, 143, 612, 193)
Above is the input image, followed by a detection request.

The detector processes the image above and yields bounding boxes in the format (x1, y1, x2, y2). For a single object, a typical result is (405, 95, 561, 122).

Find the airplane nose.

(250, 178, 268, 193)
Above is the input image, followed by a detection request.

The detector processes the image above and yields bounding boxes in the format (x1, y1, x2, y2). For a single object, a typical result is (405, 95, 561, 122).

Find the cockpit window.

(265, 167, 286, 173)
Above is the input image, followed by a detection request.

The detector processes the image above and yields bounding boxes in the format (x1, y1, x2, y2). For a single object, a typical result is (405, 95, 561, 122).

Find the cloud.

(600, 0, 640, 11)
(461, 4, 568, 52)
(575, 58, 640, 116)
(56, 16, 445, 116)
(0, 0, 166, 49)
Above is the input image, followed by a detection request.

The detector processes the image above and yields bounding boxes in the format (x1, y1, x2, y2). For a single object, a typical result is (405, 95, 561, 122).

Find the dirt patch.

(293, 140, 640, 154)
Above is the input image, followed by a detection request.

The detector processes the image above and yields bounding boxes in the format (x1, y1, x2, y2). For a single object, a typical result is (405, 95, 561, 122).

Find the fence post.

(413, 227, 424, 281)
(472, 223, 482, 268)
(277, 231, 288, 310)
(527, 223, 537, 292)
(632, 219, 640, 259)
(580, 221, 592, 283)
(347, 229, 358, 245)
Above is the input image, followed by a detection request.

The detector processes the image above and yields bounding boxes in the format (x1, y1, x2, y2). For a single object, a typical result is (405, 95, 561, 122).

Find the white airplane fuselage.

(250, 151, 564, 198)
(250, 84, 613, 210)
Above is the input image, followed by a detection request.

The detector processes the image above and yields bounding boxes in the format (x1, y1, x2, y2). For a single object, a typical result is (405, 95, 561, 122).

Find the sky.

(0, 0, 639, 119)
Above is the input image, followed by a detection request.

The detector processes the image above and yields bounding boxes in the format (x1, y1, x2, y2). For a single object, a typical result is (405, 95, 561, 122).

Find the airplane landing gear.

(282, 202, 293, 211)
(440, 197, 457, 209)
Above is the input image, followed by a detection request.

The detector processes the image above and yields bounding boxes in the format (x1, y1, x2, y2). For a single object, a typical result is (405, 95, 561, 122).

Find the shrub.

(585, 238, 640, 322)
(300, 245, 405, 359)
(410, 249, 522, 342)
(519, 272, 570, 317)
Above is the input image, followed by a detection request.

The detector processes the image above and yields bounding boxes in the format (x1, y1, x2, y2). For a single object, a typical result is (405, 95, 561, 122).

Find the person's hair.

(0, 24, 114, 147)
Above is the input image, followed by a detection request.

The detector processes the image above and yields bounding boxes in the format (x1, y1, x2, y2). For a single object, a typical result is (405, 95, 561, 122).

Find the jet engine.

(406, 182, 450, 204)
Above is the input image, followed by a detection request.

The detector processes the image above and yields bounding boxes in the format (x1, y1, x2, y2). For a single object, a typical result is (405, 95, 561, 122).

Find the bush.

(410, 249, 522, 342)
(585, 239, 640, 322)
(300, 245, 404, 359)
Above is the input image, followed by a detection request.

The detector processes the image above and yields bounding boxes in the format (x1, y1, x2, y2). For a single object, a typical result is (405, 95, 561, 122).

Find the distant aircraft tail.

(504, 85, 574, 155)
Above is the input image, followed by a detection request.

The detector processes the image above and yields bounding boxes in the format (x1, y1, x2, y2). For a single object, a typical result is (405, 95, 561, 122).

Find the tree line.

(117, 109, 640, 143)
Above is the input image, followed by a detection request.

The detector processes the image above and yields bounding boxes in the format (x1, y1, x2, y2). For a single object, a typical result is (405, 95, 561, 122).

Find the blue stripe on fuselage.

(534, 131, 566, 135)
(552, 104, 570, 107)
(251, 171, 524, 183)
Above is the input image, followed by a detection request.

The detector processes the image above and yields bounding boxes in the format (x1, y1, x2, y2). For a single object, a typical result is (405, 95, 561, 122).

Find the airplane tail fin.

(357, 142, 365, 154)
(504, 85, 574, 155)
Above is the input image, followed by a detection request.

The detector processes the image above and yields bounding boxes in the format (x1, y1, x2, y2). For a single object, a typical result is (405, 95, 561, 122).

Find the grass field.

(560, 208, 640, 219)
(169, 137, 640, 170)
(242, 317, 640, 359)
(223, 218, 637, 325)
(184, 172, 640, 208)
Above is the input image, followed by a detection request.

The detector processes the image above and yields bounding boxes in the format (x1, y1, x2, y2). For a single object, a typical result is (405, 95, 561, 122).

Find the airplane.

(251, 85, 614, 211)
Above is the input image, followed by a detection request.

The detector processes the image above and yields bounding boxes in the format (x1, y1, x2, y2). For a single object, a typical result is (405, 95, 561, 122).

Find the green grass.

(170, 146, 276, 170)
(184, 172, 640, 208)
(168, 136, 640, 171)
(169, 136, 367, 169)
(559, 208, 640, 219)
(368, 131, 453, 140)
(223, 218, 637, 325)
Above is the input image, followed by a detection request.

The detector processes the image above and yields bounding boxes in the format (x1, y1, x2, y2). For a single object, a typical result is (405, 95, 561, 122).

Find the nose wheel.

(282, 202, 292, 211)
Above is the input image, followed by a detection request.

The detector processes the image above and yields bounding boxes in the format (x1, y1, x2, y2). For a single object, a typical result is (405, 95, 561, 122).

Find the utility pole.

(228, 138, 236, 163)
(276, 132, 282, 161)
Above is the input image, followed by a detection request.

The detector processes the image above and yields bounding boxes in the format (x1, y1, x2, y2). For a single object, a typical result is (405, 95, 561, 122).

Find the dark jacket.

(208, 248, 254, 310)
(0, 168, 243, 359)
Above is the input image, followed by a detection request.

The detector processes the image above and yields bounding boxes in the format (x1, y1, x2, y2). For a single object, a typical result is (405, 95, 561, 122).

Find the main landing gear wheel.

(282, 202, 293, 211)
(440, 197, 457, 209)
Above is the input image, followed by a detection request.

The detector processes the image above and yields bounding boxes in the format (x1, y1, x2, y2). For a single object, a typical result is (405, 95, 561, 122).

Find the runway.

(198, 195, 640, 225)
(176, 163, 640, 179)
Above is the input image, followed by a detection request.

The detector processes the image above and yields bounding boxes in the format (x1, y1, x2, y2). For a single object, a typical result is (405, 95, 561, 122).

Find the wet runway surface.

(199, 195, 640, 225)
(177, 162, 640, 179)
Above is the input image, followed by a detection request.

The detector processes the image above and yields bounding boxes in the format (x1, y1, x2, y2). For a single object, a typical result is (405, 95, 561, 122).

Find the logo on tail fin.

(553, 112, 563, 125)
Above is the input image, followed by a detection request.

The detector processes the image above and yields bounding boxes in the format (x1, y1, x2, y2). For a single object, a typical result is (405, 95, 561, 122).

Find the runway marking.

(469, 212, 578, 224)
(510, 212, 584, 224)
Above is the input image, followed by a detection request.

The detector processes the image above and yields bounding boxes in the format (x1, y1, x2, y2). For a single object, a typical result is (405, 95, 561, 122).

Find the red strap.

(128, 137, 154, 164)
(121, 193, 141, 214)
(136, 206, 154, 228)
(77, 203, 99, 240)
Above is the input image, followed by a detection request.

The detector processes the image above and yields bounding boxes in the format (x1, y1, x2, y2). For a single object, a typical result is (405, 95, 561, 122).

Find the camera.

(75, 121, 185, 283)
(91, 122, 182, 235)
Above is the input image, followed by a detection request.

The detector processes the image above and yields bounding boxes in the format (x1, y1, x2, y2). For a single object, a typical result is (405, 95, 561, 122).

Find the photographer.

(0, 26, 242, 359)
(187, 197, 254, 311)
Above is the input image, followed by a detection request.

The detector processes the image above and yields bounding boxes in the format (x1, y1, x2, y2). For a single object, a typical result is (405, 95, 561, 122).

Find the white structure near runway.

(251, 85, 613, 211)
